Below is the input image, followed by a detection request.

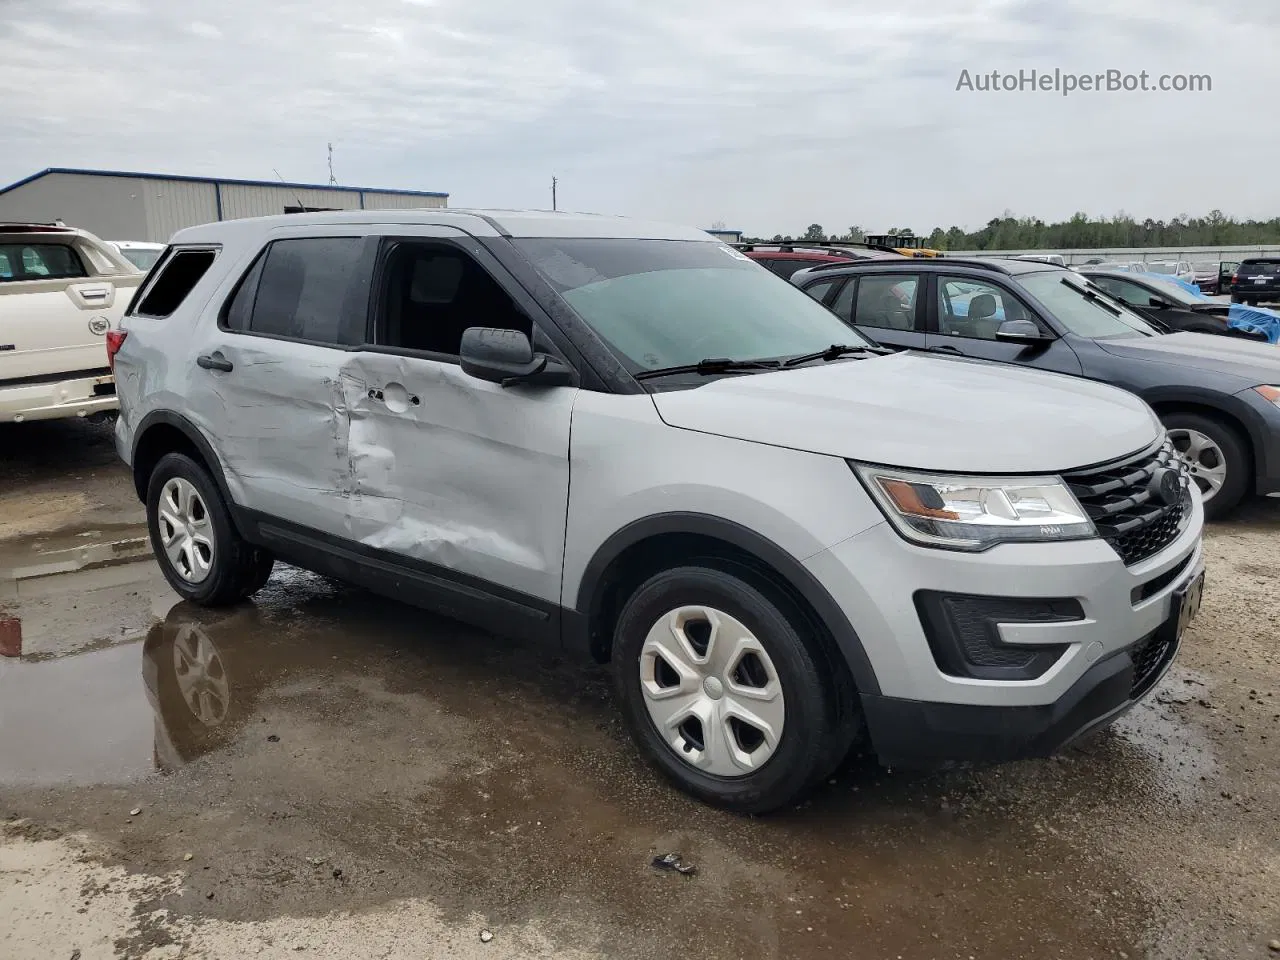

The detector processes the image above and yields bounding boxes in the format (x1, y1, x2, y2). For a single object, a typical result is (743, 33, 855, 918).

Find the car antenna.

(273, 168, 309, 214)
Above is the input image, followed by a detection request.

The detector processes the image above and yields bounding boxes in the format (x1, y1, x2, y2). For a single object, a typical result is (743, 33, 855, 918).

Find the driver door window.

(936, 277, 1031, 341)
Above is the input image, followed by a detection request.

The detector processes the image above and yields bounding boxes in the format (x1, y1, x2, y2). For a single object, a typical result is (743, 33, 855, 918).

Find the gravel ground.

(1, 419, 1278, 959)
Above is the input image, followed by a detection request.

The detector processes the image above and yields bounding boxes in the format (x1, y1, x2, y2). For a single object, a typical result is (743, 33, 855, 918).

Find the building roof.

(171, 208, 718, 245)
(0, 167, 448, 199)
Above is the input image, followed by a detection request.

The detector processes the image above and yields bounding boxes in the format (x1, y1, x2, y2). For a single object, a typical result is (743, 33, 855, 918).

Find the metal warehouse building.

(0, 167, 449, 243)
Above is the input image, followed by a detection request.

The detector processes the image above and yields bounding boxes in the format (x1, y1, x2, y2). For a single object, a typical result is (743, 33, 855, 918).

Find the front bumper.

(0, 373, 118, 423)
(860, 588, 1194, 768)
(805, 491, 1204, 765)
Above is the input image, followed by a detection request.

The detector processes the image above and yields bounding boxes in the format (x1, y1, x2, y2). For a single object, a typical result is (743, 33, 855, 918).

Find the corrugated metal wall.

(1, 172, 449, 241)
(141, 178, 219, 243)
(0, 173, 148, 240)
(362, 191, 448, 210)
(219, 184, 362, 220)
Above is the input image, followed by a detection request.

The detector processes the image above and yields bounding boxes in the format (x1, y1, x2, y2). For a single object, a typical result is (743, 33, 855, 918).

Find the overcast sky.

(1, 0, 1275, 236)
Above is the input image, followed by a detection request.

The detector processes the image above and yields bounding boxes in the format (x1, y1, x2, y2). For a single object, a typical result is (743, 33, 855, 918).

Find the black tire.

(611, 565, 848, 813)
(1161, 412, 1250, 521)
(238, 549, 276, 599)
(146, 452, 265, 605)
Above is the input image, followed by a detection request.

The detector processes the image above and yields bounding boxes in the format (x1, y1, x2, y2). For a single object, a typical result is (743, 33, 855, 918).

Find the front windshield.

(513, 238, 872, 372)
(1019, 271, 1163, 339)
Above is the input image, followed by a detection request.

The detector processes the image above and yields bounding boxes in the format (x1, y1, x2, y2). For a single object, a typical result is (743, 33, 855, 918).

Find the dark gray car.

(791, 257, 1280, 519)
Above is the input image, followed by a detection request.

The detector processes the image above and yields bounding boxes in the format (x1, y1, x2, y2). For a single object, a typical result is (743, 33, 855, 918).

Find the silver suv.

(113, 210, 1205, 812)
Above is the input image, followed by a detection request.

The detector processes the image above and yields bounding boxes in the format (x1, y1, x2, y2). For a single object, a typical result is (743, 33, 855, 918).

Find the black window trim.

(801, 276, 841, 308)
(129, 244, 221, 320)
(926, 271, 1057, 340)
(215, 236, 377, 350)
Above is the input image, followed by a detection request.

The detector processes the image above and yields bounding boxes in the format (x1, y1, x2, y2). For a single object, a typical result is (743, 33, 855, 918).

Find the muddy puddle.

(0, 561, 1233, 958)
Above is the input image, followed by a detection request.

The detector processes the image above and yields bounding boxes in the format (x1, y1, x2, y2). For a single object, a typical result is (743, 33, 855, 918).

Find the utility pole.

(551, 176, 557, 212)
(327, 143, 337, 185)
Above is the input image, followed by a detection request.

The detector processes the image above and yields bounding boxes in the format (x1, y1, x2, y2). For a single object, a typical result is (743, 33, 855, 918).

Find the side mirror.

(994, 319, 1049, 345)
(459, 327, 574, 387)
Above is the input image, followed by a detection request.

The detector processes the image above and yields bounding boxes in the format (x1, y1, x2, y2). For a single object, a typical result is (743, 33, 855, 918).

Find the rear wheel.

(1162, 413, 1250, 520)
(611, 565, 848, 813)
(146, 452, 270, 605)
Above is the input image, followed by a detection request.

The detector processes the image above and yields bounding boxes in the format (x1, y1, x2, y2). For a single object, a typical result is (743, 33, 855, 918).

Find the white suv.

(0, 223, 142, 423)
(112, 210, 1205, 811)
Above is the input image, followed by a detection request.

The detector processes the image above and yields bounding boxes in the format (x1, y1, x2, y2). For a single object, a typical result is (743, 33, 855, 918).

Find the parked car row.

(789, 256, 1280, 520)
(102, 209, 1208, 813)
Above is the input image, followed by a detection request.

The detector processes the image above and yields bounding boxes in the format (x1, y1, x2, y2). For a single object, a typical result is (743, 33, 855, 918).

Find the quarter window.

(802, 278, 837, 304)
(133, 249, 215, 318)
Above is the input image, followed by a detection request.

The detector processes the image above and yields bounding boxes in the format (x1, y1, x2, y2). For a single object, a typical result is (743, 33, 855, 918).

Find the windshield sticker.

(719, 245, 751, 261)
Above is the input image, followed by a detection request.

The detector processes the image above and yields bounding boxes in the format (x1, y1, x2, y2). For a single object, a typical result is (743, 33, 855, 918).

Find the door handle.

(196, 352, 234, 372)
(928, 344, 962, 354)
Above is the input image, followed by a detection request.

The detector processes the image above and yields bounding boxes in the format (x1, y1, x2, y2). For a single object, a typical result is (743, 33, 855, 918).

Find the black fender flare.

(572, 512, 881, 696)
(130, 411, 241, 526)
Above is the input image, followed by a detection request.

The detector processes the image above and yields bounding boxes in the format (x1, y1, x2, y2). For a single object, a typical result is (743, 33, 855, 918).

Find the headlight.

(1254, 385, 1280, 408)
(850, 463, 1096, 551)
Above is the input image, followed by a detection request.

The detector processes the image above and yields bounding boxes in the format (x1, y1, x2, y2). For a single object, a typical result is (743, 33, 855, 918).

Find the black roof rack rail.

(733, 239, 906, 257)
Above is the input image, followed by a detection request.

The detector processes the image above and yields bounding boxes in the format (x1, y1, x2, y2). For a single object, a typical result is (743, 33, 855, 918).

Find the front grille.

(1064, 439, 1192, 566)
(1128, 627, 1176, 698)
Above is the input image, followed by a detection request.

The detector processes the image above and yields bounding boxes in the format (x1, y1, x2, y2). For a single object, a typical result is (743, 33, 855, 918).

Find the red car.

(736, 242, 905, 279)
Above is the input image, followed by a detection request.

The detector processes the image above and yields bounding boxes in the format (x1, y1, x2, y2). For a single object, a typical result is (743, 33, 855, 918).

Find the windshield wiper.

(633, 357, 782, 381)
(1070, 279, 1123, 316)
(783, 343, 889, 367)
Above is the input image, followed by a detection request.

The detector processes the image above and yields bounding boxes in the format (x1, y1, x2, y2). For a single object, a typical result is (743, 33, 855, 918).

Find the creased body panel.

(341, 352, 574, 605)
(191, 338, 353, 536)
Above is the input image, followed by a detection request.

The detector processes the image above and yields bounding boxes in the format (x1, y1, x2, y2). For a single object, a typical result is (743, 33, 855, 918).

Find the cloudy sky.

(1, 0, 1276, 236)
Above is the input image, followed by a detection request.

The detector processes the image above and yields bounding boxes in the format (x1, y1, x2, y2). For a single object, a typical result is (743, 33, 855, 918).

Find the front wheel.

(611, 565, 848, 813)
(1163, 413, 1250, 520)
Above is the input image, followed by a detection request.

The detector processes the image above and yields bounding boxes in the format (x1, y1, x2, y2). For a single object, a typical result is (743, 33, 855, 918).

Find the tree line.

(746, 211, 1280, 250)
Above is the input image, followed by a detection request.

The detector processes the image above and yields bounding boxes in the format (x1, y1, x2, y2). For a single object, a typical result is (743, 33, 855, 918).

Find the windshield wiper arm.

(1069, 279, 1122, 315)
(783, 343, 889, 367)
(633, 357, 782, 381)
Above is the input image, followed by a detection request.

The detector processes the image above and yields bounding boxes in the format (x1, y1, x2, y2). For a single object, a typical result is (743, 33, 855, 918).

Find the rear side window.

(0, 242, 86, 282)
(133, 248, 216, 318)
(768, 259, 813, 279)
(221, 237, 371, 346)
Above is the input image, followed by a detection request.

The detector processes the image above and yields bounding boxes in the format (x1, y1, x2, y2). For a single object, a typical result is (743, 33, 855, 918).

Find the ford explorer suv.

(792, 257, 1280, 520)
(112, 210, 1204, 812)
(1230, 258, 1280, 305)
(0, 222, 142, 423)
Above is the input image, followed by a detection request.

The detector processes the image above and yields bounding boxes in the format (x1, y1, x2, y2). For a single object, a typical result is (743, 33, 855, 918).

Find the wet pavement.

(2, 421, 1279, 959)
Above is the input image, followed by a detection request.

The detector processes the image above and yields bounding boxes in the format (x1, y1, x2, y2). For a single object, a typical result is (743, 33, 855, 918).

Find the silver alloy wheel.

(639, 605, 785, 777)
(158, 477, 215, 583)
(172, 623, 229, 726)
(1167, 428, 1227, 502)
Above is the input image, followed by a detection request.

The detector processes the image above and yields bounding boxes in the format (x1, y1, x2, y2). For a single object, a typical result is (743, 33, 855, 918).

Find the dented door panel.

(341, 351, 575, 605)
(189, 336, 353, 536)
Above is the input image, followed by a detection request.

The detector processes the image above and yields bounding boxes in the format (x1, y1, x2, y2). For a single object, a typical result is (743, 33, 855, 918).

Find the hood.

(650, 351, 1162, 473)
(1097, 331, 1280, 384)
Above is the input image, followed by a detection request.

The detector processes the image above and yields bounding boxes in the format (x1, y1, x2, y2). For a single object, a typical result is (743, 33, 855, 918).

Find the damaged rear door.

(342, 228, 576, 626)
(189, 231, 377, 535)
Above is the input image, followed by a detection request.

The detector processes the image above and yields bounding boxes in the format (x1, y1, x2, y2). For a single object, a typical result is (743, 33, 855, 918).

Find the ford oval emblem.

(88, 317, 110, 336)
(1147, 466, 1181, 506)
